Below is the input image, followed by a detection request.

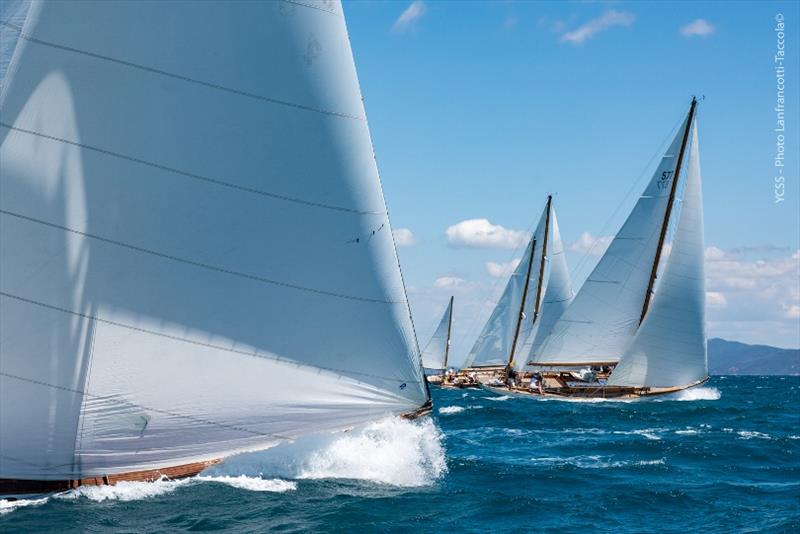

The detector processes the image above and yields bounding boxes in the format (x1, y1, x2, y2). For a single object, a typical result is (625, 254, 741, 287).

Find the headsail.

(421, 297, 454, 373)
(609, 122, 707, 387)
(0, 0, 427, 482)
(462, 202, 547, 369)
(532, 112, 693, 366)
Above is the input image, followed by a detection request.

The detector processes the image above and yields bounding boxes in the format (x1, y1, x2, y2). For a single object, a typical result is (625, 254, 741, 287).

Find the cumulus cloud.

(434, 276, 466, 289)
(445, 219, 529, 249)
(680, 19, 715, 37)
(706, 291, 728, 307)
(392, 228, 416, 247)
(570, 232, 614, 256)
(487, 258, 521, 278)
(561, 10, 636, 45)
(393, 1, 426, 33)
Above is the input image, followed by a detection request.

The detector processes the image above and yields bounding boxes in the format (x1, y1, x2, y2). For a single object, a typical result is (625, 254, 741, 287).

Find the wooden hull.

(483, 377, 709, 400)
(0, 459, 220, 496)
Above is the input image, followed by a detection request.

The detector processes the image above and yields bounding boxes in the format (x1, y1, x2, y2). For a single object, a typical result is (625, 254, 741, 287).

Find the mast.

(443, 296, 454, 369)
(640, 97, 697, 323)
(532, 195, 552, 322)
(507, 235, 537, 370)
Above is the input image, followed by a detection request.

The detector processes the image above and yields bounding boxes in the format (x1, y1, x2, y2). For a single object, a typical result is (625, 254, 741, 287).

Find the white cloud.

(561, 10, 636, 45)
(706, 291, 728, 307)
(445, 219, 529, 249)
(393, 1, 426, 33)
(785, 304, 800, 319)
(487, 258, 521, 278)
(569, 232, 614, 256)
(393, 228, 416, 247)
(680, 19, 715, 37)
(434, 276, 465, 289)
(704, 246, 728, 261)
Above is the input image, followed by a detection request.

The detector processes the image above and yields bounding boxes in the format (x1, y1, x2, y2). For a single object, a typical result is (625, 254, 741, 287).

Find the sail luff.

(640, 97, 697, 323)
(533, 195, 552, 321)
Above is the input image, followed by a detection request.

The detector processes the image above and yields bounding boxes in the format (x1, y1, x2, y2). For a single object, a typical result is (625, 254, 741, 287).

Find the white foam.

(664, 387, 721, 401)
(737, 430, 771, 440)
(0, 496, 49, 515)
(438, 406, 465, 415)
(296, 417, 447, 487)
(55, 477, 191, 502)
(529, 455, 665, 469)
(483, 395, 510, 402)
(196, 475, 295, 492)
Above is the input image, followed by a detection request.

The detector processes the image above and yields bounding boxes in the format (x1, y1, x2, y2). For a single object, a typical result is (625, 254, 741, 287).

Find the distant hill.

(708, 338, 800, 375)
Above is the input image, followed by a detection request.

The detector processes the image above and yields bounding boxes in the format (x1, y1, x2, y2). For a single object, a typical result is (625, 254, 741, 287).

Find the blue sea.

(2, 376, 798, 533)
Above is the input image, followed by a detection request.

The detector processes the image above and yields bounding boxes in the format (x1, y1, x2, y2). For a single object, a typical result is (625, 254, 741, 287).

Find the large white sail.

(532, 115, 691, 365)
(463, 206, 547, 369)
(421, 297, 453, 372)
(0, 0, 427, 482)
(609, 123, 706, 388)
(516, 209, 574, 371)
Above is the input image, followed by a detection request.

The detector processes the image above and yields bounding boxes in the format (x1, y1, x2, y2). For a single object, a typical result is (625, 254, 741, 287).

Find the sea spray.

(297, 417, 447, 487)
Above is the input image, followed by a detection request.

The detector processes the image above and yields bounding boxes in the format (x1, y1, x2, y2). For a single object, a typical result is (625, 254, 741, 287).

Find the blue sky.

(343, 0, 800, 359)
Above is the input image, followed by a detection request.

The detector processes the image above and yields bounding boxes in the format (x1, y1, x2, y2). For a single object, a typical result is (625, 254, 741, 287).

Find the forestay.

(609, 123, 707, 388)
(421, 297, 453, 373)
(532, 115, 692, 365)
(0, 0, 427, 481)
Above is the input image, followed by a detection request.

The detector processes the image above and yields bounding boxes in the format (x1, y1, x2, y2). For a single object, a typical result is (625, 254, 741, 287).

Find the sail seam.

(282, 0, 338, 15)
(0, 123, 385, 215)
(0, 210, 400, 304)
(0, 291, 423, 386)
(0, 20, 363, 121)
(0, 371, 293, 441)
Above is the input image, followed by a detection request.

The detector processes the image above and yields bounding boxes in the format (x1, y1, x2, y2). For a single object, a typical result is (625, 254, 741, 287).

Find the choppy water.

(2, 376, 798, 532)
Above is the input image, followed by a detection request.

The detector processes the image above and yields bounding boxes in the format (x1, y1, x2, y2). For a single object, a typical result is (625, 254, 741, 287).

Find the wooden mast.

(506, 235, 537, 371)
(443, 296, 454, 370)
(640, 97, 697, 323)
(532, 195, 552, 322)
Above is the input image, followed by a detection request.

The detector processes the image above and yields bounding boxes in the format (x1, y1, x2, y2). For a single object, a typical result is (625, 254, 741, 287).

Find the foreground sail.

(512, 98, 708, 399)
(0, 0, 428, 491)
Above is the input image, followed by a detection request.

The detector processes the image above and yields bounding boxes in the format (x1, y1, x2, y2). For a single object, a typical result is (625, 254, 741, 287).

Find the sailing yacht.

(519, 98, 708, 399)
(0, 0, 430, 494)
(460, 196, 574, 385)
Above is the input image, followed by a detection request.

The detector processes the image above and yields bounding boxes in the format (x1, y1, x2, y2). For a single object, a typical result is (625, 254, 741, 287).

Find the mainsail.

(516, 208, 574, 371)
(462, 199, 548, 369)
(0, 0, 428, 483)
(421, 296, 453, 373)
(609, 122, 707, 387)
(532, 111, 694, 366)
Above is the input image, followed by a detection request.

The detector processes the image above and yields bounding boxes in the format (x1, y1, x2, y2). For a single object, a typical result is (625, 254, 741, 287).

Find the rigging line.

(0, 291, 424, 387)
(0, 371, 293, 441)
(0, 209, 400, 304)
(282, 0, 338, 15)
(0, 123, 385, 216)
(0, 20, 363, 121)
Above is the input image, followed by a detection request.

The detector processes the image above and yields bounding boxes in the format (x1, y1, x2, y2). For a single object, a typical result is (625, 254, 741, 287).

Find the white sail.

(0, 0, 427, 482)
(463, 206, 547, 369)
(532, 115, 691, 365)
(516, 208, 574, 371)
(609, 123, 706, 388)
(421, 297, 453, 373)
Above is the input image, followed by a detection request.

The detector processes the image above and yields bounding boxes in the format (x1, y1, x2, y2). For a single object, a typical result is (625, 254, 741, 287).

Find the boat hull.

(483, 377, 709, 400)
(0, 459, 220, 496)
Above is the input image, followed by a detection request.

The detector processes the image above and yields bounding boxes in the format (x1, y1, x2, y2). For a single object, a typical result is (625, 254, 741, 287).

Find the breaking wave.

(661, 387, 721, 401)
(296, 417, 447, 487)
(483, 395, 510, 402)
(439, 406, 465, 415)
(55, 477, 191, 502)
(0, 496, 48, 515)
(196, 475, 296, 492)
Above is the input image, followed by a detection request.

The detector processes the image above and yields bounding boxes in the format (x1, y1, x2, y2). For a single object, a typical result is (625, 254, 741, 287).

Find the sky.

(343, 0, 800, 363)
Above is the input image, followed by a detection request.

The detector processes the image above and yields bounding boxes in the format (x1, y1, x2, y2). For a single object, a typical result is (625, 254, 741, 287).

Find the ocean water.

(2, 376, 798, 533)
